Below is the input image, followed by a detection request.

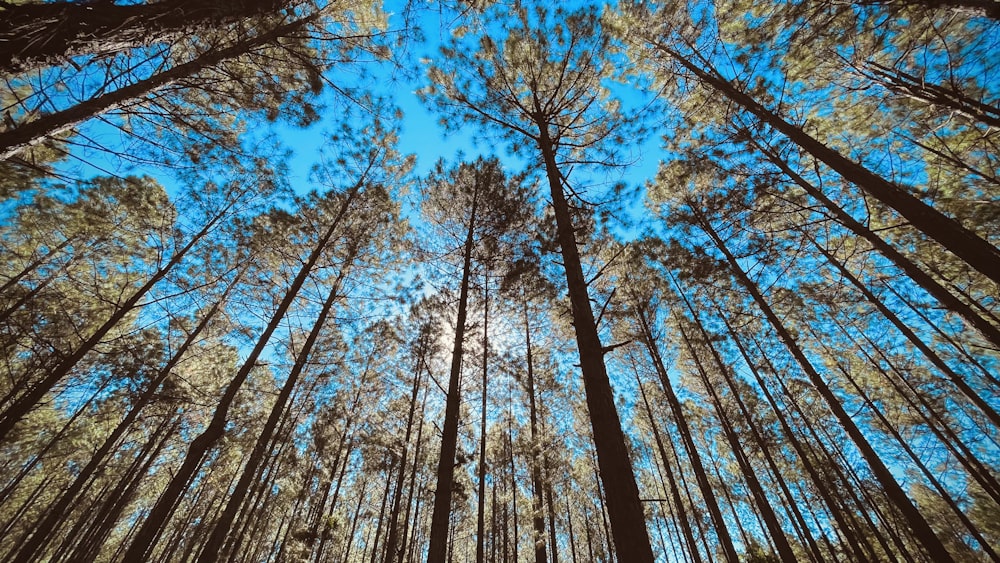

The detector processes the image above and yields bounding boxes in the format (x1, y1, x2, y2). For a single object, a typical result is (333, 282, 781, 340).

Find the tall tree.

(421, 4, 657, 559)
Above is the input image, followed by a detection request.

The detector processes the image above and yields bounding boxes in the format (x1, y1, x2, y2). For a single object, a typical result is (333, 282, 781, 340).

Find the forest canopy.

(0, 0, 998, 562)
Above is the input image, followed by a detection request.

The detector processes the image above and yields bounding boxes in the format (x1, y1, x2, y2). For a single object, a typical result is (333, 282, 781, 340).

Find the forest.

(0, 0, 998, 561)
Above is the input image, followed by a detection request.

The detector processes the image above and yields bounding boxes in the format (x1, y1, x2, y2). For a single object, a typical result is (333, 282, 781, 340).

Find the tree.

(421, 4, 656, 559)
(420, 157, 528, 563)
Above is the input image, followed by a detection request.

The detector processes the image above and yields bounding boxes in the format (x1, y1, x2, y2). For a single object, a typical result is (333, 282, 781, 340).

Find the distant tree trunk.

(426, 181, 478, 563)
(632, 303, 740, 563)
(673, 281, 824, 562)
(476, 275, 489, 563)
(751, 138, 1000, 349)
(507, 419, 520, 563)
(0, 199, 229, 442)
(805, 232, 1000, 426)
(695, 207, 957, 563)
(197, 247, 357, 563)
(544, 458, 560, 563)
(819, 328, 1000, 560)
(0, 0, 288, 75)
(8, 272, 239, 563)
(368, 457, 395, 563)
(342, 477, 369, 563)
(67, 415, 180, 562)
(0, 10, 323, 161)
(383, 329, 429, 563)
(632, 361, 703, 563)
(397, 386, 428, 563)
(716, 310, 870, 562)
(533, 112, 655, 563)
(659, 44, 1000, 287)
(521, 298, 548, 563)
(120, 184, 361, 563)
(675, 318, 797, 562)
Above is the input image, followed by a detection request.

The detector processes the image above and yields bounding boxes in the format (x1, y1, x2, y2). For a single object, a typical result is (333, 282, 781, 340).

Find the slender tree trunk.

(197, 247, 357, 563)
(632, 303, 740, 563)
(0, 200, 229, 442)
(0, 10, 324, 161)
(533, 113, 654, 562)
(751, 138, 1000, 349)
(369, 457, 395, 563)
(695, 208, 957, 563)
(120, 184, 361, 563)
(632, 358, 702, 563)
(521, 297, 548, 563)
(675, 319, 797, 562)
(806, 231, 1000, 426)
(673, 281, 823, 562)
(821, 329, 1000, 561)
(427, 181, 479, 563)
(716, 311, 870, 563)
(476, 274, 490, 563)
(8, 272, 240, 563)
(398, 386, 428, 563)
(659, 44, 1000, 287)
(384, 330, 428, 563)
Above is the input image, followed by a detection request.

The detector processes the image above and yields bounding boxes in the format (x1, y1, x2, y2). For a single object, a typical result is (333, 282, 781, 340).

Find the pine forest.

(0, 0, 998, 561)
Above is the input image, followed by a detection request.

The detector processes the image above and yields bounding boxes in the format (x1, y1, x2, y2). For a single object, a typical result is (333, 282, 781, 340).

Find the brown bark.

(659, 44, 1000, 288)
(476, 276, 489, 563)
(383, 330, 428, 563)
(806, 232, 1000, 426)
(0, 0, 287, 75)
(426, 180, 479, 563)
(534, 114, 655, 562)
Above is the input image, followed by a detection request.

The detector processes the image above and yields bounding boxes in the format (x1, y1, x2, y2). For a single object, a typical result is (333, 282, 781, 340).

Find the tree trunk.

(197, 247, 357, 563)
(0, 199, 229, 442)
(383, 329, 428, 563)
(8, 273, 238, 563)
(0, 10, 323, 161)
(476, 275, 489, 563)
(632, 361, 703, 563)
(0, 0, 287, 75)
(660, 44, 1000, 287)
(860, 60, 1000, 128)
(695, 208, 957, 563)
(426, 180, 478, 563)
(717, 311, 870, 563)
(632, 303, 740, 563)
(806, 231, 1000, 426)
(533, 114, 655, 562)
(120, 184, 360, 562)
(521, 298, 548, 563)
(675, 318, 797, 562)
(751, 138, 1000, 349)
